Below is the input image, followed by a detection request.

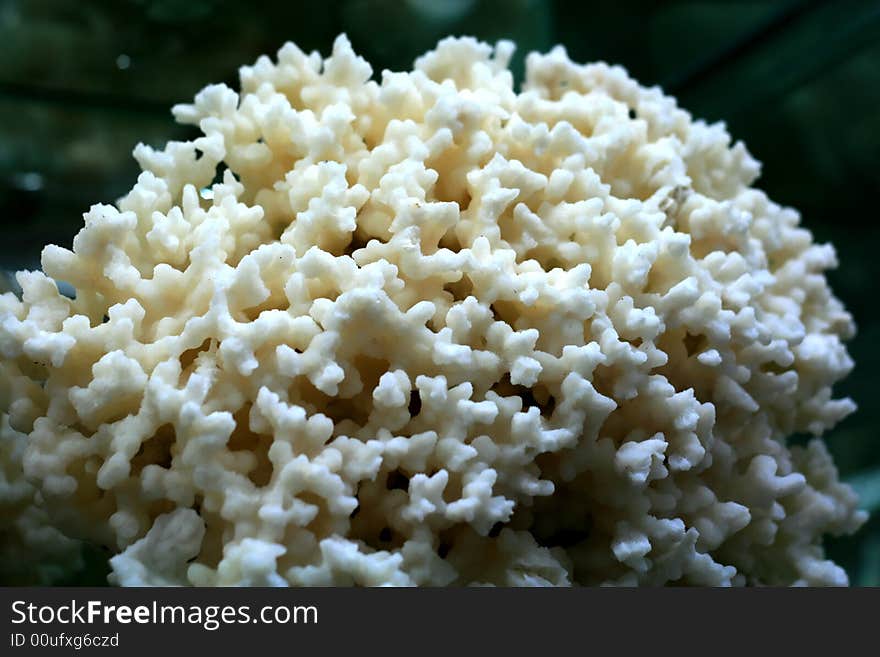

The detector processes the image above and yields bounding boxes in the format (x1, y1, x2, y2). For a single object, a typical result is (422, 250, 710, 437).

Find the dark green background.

(1, 0, 878, 585)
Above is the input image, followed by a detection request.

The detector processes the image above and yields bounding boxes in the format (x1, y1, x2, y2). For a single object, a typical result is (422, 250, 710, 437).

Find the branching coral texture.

(0, 35, 865, 586)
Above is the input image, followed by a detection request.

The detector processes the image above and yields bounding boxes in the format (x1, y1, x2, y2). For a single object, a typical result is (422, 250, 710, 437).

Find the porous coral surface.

(0, 35, 864, 586)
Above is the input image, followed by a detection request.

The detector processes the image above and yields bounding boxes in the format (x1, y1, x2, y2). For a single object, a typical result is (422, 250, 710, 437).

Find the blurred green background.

(1, 0, 878, 585)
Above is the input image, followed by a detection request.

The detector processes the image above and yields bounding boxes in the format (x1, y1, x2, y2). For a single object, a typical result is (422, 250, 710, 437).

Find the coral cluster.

(0, 35, 863, 586)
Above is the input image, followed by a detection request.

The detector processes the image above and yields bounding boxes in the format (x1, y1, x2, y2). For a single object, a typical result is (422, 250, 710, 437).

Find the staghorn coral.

(0, 35, 865, 586)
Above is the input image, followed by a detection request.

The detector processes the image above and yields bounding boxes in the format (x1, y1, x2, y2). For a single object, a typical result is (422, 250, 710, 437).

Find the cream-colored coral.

(0, 35, 864, 586)
(1, 416, 83, 584)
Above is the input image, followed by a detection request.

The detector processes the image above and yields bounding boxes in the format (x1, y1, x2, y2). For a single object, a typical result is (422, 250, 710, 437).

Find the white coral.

(0, 34, 865, 586)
